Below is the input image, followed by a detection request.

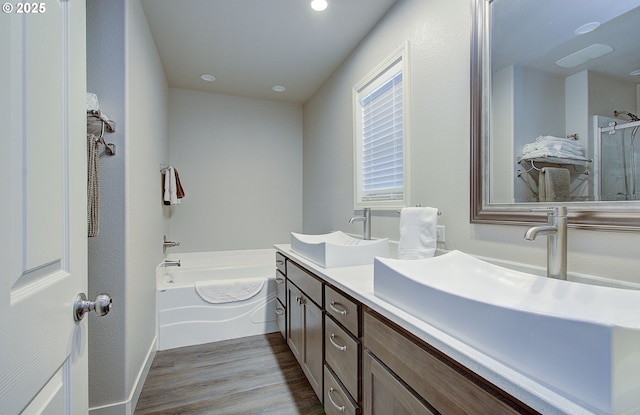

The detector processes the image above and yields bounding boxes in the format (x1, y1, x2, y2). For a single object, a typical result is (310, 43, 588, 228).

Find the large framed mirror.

(471, 0, 640, 230)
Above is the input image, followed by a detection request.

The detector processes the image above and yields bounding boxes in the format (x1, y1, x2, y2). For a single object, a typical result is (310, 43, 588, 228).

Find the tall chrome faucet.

(524, 206, 567, 280)
(349, 208, 371, 240)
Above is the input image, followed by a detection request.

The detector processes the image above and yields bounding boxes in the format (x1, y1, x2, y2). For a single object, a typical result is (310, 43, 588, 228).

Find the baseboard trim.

(89, 335, 157, 415)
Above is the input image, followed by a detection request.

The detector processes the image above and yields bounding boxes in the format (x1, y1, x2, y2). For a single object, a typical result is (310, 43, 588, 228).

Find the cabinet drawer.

(363, 350, 436, 415)
(286, 260, 322, 306)
(325, 285, 360, 336)
(275, 299, 285, 339)
(324, 365, 359, 415)
(275, 270, 286, 304)
(325, 315, 359, 400)
(363, 310, 537, 415)
(275, 252, 286, 274)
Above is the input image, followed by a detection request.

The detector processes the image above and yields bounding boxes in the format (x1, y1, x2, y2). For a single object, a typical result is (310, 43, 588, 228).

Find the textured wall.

(303, 0, 640, 285)
(167, 88, 303, 252)
(87, 0, 169, 412)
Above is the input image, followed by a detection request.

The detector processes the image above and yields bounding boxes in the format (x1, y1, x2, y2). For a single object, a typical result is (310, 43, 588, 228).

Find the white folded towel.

(520, 149, 589, 161)
(195, 277, 265, 304)
(398, 207, 438, 260)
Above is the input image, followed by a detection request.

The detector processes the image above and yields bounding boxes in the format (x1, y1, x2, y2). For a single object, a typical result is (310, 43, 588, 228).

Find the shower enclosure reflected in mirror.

(470, 0, 640, 230)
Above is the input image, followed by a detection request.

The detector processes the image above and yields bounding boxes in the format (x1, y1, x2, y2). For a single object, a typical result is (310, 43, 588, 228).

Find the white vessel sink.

(290, 231, 388, 268)
(373, 250, 640, 415)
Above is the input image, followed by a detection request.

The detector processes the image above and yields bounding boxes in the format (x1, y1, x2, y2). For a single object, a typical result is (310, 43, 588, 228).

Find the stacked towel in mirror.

(521, 135, 588, 161)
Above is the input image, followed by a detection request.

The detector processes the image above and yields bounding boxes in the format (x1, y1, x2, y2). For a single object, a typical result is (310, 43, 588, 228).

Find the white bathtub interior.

(156, 249, 278, 350)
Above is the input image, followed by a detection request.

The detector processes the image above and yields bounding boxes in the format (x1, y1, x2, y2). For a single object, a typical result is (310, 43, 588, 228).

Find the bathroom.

(2, 0, 638, 414)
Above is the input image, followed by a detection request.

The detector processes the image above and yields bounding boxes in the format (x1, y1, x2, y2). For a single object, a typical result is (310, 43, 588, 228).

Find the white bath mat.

(195, 277, 265, 304)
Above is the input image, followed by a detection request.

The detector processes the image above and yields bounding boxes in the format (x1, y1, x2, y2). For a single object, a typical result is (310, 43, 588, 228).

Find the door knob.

(74, 293, 113, 322)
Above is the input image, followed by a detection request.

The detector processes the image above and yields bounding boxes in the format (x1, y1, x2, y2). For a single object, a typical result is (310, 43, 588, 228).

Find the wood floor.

(134, 332, 325, 415)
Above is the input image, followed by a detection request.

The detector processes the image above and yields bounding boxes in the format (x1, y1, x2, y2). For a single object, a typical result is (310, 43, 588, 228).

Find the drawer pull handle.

(275, 307, 284, 315)
(275, 277, 285, 284)
(327, 387, 345, 412)
(296, 296, 305, 305)
(329, 301, 347, 316)
(276, 260, 285, 265)
(329, 333, 347, 352)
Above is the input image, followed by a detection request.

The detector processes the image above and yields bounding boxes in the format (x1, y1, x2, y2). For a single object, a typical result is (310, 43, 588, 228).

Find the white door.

(0, 1, 89, 413)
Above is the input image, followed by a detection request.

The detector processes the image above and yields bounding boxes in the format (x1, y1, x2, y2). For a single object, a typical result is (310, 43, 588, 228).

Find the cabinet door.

(363, 351, 436, 415)
(287, 283, 304, 363)
(287, 282, 323, 401)
(304, 298, 323, 401)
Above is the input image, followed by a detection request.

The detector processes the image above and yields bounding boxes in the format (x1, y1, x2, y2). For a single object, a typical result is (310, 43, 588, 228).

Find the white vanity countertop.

(274, 244, 599, 415)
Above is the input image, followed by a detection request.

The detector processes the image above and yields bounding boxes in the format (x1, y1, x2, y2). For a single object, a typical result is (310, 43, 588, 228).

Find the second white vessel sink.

(373, 250, 640, 415)
(290, 231, 388, 268)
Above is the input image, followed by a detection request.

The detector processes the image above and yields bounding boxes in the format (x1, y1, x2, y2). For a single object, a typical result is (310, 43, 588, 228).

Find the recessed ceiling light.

(575, 21, 600, 35)
(200, 74, 216, 82)
(310, 0, 328, 12)
(630, 69, 640, 76)
(272, 85, 286, 92)
(555, 43, 613, 68)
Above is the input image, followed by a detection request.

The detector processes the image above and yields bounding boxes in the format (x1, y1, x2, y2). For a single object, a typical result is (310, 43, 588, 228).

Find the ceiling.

(491, 1, 640, 83)
(140, 0, 399, 104)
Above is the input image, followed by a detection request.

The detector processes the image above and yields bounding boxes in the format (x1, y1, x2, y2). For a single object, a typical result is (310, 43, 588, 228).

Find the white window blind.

(353, 43, 409, 209)
(360, 71, 403, 201)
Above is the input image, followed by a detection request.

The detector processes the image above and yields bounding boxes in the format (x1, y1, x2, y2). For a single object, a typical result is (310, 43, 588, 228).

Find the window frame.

(353, 42, 411, 210)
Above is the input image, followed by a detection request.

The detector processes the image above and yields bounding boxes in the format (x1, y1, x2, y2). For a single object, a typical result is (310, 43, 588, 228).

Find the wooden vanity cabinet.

(363, 309, 541, 415)
(363, 350, 436, 415)
(286, 260, 324, 401)
(276, 250, 540, 415)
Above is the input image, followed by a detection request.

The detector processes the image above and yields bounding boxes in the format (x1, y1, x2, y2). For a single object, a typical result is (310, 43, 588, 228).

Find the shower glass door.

(597, 116, 640, 201)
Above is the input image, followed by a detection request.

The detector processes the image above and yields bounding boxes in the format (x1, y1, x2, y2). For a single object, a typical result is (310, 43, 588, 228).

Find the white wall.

(124, 0, 169, 411)
(167, 88, 303, 252)
(86, 0, 127, 408)
(87, 0, 168, 413)
(303, 0, 640, 285)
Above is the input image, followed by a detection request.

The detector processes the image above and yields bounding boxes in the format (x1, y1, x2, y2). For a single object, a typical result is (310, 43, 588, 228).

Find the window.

(353, 43, 410, 209)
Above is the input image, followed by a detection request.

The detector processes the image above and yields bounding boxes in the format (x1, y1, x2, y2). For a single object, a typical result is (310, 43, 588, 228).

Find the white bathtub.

(156, 249, 278, 350)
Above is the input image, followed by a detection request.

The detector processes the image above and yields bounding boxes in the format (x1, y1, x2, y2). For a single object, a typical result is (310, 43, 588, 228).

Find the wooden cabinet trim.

(324, 365, 359, 415)
(325, 284, 361, 337)
(276, 252, 286, 275)
(286, 259, 323, 306)
(275, 270, 286, 305)
(325, 315, 360, 401)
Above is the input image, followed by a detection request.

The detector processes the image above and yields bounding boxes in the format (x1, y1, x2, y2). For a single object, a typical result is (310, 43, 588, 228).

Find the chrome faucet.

(524, 206, 567, 280)
(163, 260, 181, 267)
(349, 208, 371, 240)
(163, 235, 180, 255)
